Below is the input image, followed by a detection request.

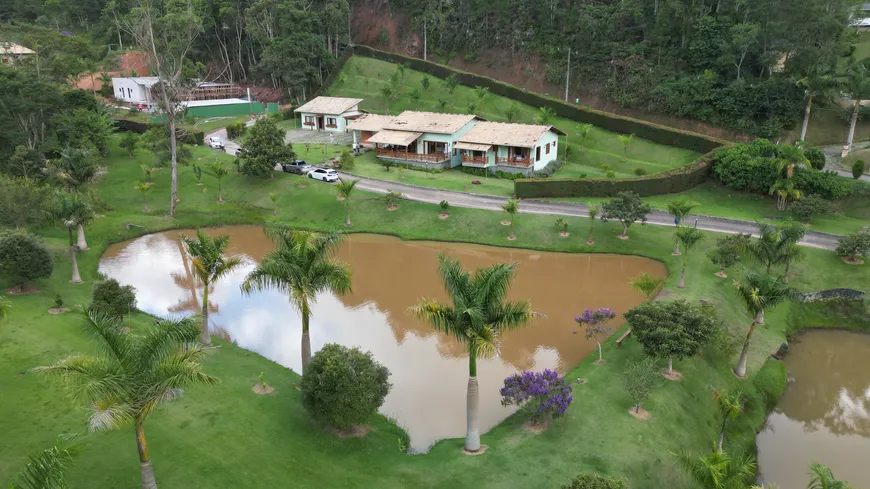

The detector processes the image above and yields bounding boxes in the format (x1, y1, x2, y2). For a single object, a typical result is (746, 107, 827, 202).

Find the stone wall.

(797, 288, 866, 303)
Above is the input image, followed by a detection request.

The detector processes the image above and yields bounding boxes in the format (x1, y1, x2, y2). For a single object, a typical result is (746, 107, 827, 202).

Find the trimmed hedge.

(351, 45, 727, 154)
(114, 118, 204, 146)
(114, 118, 149, 134)
(514, 151, 717, 198)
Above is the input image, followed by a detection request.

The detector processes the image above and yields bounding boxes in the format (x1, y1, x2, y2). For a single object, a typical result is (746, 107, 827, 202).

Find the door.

(535, 146, 541, 162)
(317, 116, 325, 130)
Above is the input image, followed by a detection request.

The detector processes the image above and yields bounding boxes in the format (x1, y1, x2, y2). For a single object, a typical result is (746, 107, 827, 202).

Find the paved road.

(340, 173, 841, 250)
(820, 141, 870, 182)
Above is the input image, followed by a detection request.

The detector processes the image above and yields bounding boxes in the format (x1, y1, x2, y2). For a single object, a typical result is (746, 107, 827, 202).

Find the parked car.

(207, 136, 225, 150)
(281, 160, 310, 175)
(307, 168, 339, 182)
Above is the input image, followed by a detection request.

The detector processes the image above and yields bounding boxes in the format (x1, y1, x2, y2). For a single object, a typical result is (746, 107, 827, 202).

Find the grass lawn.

(190, 114, 251, 134)
(550, 180, 870, 236)
(1, 135, 869, 488)
(783, 104, 870, 146)
(327, 57, 700, 179)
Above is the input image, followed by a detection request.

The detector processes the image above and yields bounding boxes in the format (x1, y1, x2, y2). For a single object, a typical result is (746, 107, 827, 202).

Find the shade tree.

(623, 356, 662, 417)
(500, 369, 573, 425)
(0, 231, 53, 292)
(836, 229, 870, 264)
(239, 118, 295, 178)
(574, 308, 616, 364)
(600, 191, 651, 239)
(624, 299, 716, 378)
(707, 234, 749, 278)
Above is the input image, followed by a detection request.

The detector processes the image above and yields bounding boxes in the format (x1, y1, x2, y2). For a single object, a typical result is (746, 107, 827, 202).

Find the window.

(304, 116, 315, 126)
(127, 88, 132, 98)
(546, 143, 550, 155)
(326, 117, 337, 127)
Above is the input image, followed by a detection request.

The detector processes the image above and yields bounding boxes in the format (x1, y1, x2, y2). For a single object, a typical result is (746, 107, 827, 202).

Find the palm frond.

(33, 355, 128, 407)
(88, 401, 137, 431)
(135, 316, 201, 367)
(410, 300, 468, 343)
(12, 433, 82, 489)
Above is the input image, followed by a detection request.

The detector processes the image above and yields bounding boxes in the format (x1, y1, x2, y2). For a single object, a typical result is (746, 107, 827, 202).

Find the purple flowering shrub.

(574, 308, 617, 362)
(499, 369, 573, 424)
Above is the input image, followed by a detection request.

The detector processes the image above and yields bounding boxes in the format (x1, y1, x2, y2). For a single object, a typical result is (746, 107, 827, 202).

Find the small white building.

(0, 42, 34, 64)
(111, 76, 160, 106)
(368, 111, 482, 169)
(294, 96, 363, 132)
(456, 121, 566, 175)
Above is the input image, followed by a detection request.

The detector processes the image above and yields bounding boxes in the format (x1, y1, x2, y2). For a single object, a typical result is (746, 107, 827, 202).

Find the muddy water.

(757, 329, 870, 488)
(99, 226, 665, 451)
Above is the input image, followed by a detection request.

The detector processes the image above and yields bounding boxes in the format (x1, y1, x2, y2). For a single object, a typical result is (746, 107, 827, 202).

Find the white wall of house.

(299, 105, 361, 132)
(533, 132, 559, 170)
(112, 78, 154, 105)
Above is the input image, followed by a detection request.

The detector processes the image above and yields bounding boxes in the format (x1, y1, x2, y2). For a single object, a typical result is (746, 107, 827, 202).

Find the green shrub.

(606, 170, 616, 178)
(789, 194, 831, 223)
(836, 230, 870, 262)
(281, 108, 295, 120)
(803, 146, 826, 170)
(853, 159, 865, 180)
(633, 168, 647, 176)
(339, 150, 355, 170)
(562, 473, 628, 489)
(515, 153, 715, 198)
(301, 344, 391, 430)
(226, 122, 246, 139)
(90, 279, 137, 319)
(0, 231, 53, 290)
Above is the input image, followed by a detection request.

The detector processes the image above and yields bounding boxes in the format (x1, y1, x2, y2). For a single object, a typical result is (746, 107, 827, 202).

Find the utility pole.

(565, 47, 571, 102)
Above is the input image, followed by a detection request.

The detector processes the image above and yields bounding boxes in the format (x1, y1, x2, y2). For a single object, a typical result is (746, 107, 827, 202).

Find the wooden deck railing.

(497, 157, 531, 167)
(461, 155, 488, 164)
(376, 149, 449, 162)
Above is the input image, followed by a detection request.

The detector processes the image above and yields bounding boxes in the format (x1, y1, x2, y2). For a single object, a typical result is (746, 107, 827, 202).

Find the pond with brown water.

(757, 329, 870, 488)
(99, 226, 665, 451)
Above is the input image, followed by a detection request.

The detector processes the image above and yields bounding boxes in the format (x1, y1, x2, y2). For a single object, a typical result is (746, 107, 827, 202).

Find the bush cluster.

(0, 231, 53, 289)
(226, 122, 246, 139)
(803, 146, 826, 170)
(460, 166, 524, 180)
(712, 139, 851, 200)
(90, 279, 137, 319)
(499, 369, 573, 424)
(301, 344, 391, 430)
(789, 194, 831, 223)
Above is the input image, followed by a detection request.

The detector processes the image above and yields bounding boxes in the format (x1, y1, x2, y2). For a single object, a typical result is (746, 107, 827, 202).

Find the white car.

(307, 168, 339, 182)
(207, 136, 225, 150)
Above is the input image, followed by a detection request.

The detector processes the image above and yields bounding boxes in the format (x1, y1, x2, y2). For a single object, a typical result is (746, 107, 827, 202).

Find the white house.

(367, 111, 482, 169)
(111, 76, 160, 106)
(294, 96, 363, 132)
(347, 114, 398, 147)
(456, 121, 565, 175)
(0, 42, 34, 64)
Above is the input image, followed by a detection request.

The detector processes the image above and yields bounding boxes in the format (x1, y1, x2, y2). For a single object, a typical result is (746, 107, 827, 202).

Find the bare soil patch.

(6, 284, 40, 295)
(522, 420, 550, 434)
(500, 220, 511, 226)
(387, 205, 399, 212)
(252, 384, 275, 395)
(715, 271, 728, 278)
(559, 231, 570, 237)
(438, 212, 450, 220)
(662, 369, 683, 381)
(507, 235, 516, 241)
(841, 257, 865, 265)
(593, 359, 606, 365)
(337, 195, 345, 201)
(328, 424, 373, 438)
(462, 445, 489, 456)
(47, 307, 70, 315)
(618, 235, 629, 240)
(628, 407, 651, 420)
(586, 239, 595, 245)
(574, 378, 588, 385)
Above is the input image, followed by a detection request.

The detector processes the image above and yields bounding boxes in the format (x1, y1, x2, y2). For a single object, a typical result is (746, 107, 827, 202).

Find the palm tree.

(714, 390, 743, 452)
(54, 147, 99, 249)
(336, 179, 359, 226)
(577, 123, 593, 149)
(796, 63, 837, 141)
(135, 182, 154, 213)
(240, 227, 352, 372)
(808, 462, 853, 489)
(778, 221, 806, 283)
(769, 178, 801, 211)
(618, 134, 634, 158)
(536, 106, 555, 125)
(630, 272, 664, 301)
(11, 433, 81, 489)
(746, 222, 804, 276)
(843, 62, 870, 154)
(675, 226, 704, 288)
(411, 255, 537, 452)
(0, 295, 10, 320)
(502, 199, 519, 240)
(180, 229, 242, 345)
(504, 102, 520, 123)
(51, 193, 94, 284)
(269, 192, 279, 216)
(474, 86, 489, 111)
(211, 161, 228, 204)
(35, 311, 218, 489)
(733, 273, 792, 378)
(675, 447, 756, 489)
(666, 197, 700, 255)
(587, 204, 600, 244)
(380, 86, 394, 112)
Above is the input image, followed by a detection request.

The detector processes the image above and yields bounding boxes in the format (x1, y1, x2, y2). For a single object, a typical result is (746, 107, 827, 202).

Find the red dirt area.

(75, 51, 150, 92)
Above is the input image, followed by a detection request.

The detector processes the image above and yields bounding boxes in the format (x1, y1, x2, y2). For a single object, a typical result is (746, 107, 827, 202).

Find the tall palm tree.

(675, 447, 756, 489)
(240, 227, 352, 372)
(843, 62, 870, 154)
(336, 179, 359, 226)
(35, 311, 218, 489)
(180, 229, 242, 345)
(666, 198, 699, 255)
(502, 199, 519, 240)
(796, 63, 837, 141)
(714, 390, 743, 452)
(769, 178, 801, 211)
(733, 273, 792, 378)
(630, 272, 664, 301)
(746, 223, 781, 274)
(210, 161, 228, 204)
(54, 147, 99, 249)
(777, 221, 806, 283)
(51, 193, 94, 284)
(808, 462, 853, 489)
(412, 255, 537, 452)
(11, 433, 81, 489)
(675, 226, 704, 288)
